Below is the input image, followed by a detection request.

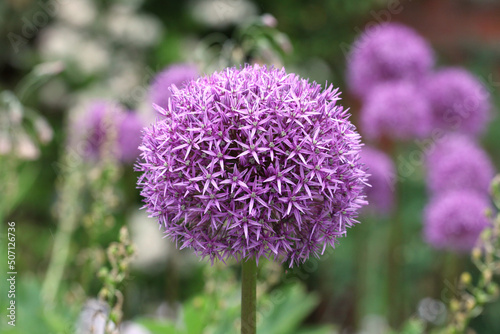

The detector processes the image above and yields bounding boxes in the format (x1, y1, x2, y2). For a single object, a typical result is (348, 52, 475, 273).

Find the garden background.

(1, 0, 500, 333)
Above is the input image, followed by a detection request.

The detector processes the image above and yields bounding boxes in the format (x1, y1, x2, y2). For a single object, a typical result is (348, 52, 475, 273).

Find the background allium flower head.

(425, 134, 495, 196)
(150, 63, 199, 110)
(423, 67, 491, 136)
(360, 81, 432, 140)
(346, 23, 434, 98)
(137, 64, 368, 266)
(74, 100, 144, 163)
(118, 111, 145, 163)
(360, 147, 395, 214)
(424, 190, 490, 252)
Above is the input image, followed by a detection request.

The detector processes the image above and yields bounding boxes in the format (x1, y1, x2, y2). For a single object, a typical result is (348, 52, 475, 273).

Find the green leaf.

(258, 285, 319, 334)
(135, 318, 180, 334)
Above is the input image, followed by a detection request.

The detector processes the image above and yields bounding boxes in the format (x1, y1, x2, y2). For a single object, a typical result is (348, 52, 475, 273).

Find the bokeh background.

(1, 0, 500, 333)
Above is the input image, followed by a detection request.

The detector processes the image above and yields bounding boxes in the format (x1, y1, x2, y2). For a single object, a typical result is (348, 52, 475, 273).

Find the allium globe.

(346, 23, 434, 98)
(360, 81, 432, 140)
(360, 147, 395, 214)
(423, 67, 490, 136)
(150, 63, 199, 110)
(424, 190, 490, 252)
(426, 134, 495, 196)
(74, 101, 144, 163)
(136, 65, 368, 266)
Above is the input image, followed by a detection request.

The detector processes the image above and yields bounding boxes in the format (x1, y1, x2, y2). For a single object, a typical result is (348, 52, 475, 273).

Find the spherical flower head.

(360, 147, 395, 214)
(360, 81, 432, 140)
(149, 63, 199, 110)
(136, 64, 369, 266)
(347, 23, 434, 98)
(424, 190, 490, 252)
(425, 134, 495, 196)
(73, 100, 144, 163)
(423, 67, 491, 136)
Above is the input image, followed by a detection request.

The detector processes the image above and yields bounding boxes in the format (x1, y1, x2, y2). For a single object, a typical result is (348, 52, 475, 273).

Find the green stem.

(41, 214, 78, 304)
(41, 157, 83, 305)
(387, 209, 402, 327)
(241, 257, 257, 334)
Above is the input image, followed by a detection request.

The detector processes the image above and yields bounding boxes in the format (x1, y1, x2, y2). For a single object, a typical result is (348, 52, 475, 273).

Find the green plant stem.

(387, 208, 402, 327)
(41, 158, 83, 305)
(41, 214, 78, 304)
(241, 257, 257, 334)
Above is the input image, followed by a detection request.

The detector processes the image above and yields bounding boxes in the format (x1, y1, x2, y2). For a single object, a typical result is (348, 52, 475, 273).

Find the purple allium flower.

(118, 111, 145, 163)
(136, 65, 368, 266)
(149, 63, 199, 110)
(74, 101, 144, 163)
(424, 190, 490, 252)
(425, 134, 495, 196)
(423, 67, 491, 136)
(346, 23, 434, 98)
(360, 81, 432, 140)
(360, 147, 395, 214)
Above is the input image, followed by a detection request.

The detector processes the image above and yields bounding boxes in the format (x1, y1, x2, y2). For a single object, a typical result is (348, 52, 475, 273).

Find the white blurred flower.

(261, 13, 277, 28)
(107, 60, 144, 98)
(57, 0, 97, 28)
(38, 24, 82, 59)
(74, 39, 111, 75)
(106, 5, 162, 48)
(33, 117, 53, 144)
(38, 24, 110, 75)
(418, 298, 447, 325)
(0, 132, 11, 155)
(120, 322, 152, 334)
(33, 60, 65, 77)
(76, 299, 113, 334)
(129, 208, 170, 272)
(16, 131, 40, 160)
(191, 0, 257, 28)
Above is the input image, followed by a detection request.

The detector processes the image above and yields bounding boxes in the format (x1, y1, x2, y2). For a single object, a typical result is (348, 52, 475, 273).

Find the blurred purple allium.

(75, 101, 144, 163)
(426, 134, 495, 196)
(423, 67, 491, 136)
(360, 147, 395, 214)
(360, 81, 432, 140)
(118, 111, 145, 163)
(424, 190, 490, 252)
(346, 23, 434, 98)
(136, 65, 368, 266)
(150, 63, 199, 110)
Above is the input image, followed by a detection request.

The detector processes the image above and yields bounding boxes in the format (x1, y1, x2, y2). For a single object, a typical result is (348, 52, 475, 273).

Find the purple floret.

(150, 63, 199, 110)
(136, 64, 369, 266)
(360, 147, 395, 214)
(424, 190, 490, 252)
(423, 67, 491, 136)
(425, 134, 495, 196)
(360, 80, 432, 141)
(346, 23, 434, 98)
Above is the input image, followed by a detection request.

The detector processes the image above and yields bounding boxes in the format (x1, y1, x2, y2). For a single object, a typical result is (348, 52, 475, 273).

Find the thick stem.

(241, 257, 257, 334)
